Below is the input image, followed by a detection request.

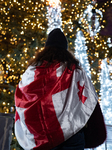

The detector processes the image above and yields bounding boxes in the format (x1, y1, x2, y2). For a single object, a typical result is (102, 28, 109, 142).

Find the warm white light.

(47, 0, 62, 34)
(47, 0, 60, 8)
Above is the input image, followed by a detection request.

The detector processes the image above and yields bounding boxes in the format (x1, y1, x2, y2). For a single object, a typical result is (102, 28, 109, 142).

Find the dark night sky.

(100, 7, 112, 36)
(97, 0, 112, 36)
(97, 0, 111, 2)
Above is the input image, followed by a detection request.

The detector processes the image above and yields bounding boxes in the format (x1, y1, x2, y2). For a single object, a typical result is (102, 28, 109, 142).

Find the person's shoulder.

(73, 68, 89, 81)
(74, 67, 84, 74)
(25, 65, 36, 74)
(19, 65, 36, 88)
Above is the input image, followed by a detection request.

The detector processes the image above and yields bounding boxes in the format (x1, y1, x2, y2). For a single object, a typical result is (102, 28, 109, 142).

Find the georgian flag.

(15, 62, 98, 150)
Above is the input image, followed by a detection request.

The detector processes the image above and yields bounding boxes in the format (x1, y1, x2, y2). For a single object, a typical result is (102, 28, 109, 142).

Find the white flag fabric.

(15, 62, 105, 150)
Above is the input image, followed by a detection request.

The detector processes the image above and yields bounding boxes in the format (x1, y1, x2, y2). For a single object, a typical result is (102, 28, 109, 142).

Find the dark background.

(97, 0, 112, 36)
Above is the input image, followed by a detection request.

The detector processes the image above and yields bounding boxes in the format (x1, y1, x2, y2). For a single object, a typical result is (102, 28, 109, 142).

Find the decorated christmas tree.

(0, 0, 47, 114)
(46, 0, 62, 33)
(100, 58, 112, 125)
(75, 30, 91, 78)
(0, 0, 47, 149)
(0, 0, 112, 149)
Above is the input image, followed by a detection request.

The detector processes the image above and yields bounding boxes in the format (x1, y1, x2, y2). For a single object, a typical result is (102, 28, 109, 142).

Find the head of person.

(28, 28, 80, 70)
(45, 28, 68, 50)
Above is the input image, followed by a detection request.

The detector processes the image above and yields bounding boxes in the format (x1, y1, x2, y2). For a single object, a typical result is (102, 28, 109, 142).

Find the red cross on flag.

(77, 81, 87, 104)
(15, 62, 98, 150)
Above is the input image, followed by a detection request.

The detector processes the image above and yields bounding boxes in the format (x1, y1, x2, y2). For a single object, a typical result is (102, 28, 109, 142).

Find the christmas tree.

(75, 30, 91, 78)
(100, 58, 112, 125)
(46, 0, 62, 33)
(0, 0, 47, 149)
(0, 0, 47, 113)
(98, 58, 112, 150)
(0, 0, 112, 149)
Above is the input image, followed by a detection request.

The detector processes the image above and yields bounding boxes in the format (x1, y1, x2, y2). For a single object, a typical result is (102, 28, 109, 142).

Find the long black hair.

(28, 46, 81, 70)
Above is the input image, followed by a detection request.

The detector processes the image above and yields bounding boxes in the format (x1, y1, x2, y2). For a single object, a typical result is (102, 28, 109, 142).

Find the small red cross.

(77, 81, 87, 104)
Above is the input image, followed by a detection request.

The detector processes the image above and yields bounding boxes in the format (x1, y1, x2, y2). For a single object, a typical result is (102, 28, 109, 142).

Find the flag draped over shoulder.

(15, 62, 106, 150)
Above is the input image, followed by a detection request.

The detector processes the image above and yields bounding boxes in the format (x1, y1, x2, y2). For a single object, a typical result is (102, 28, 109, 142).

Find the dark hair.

(28, 46, 81, 70)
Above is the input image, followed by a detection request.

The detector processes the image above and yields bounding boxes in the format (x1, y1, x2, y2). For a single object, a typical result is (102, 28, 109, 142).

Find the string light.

(79, 3, 103, 38)
(74, 30, 91, 78)
(0, 0, 47, 119)
(46, 0, 62, 34)
(0, 0, 112, 148)
(100, 58, 112, 125)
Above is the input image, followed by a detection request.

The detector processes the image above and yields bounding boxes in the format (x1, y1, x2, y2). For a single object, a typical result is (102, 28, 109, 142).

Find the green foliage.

(0, 0, 112, 149)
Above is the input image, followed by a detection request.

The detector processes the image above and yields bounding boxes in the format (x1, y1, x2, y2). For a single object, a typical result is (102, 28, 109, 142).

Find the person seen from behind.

(15, 28, 106, 150)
